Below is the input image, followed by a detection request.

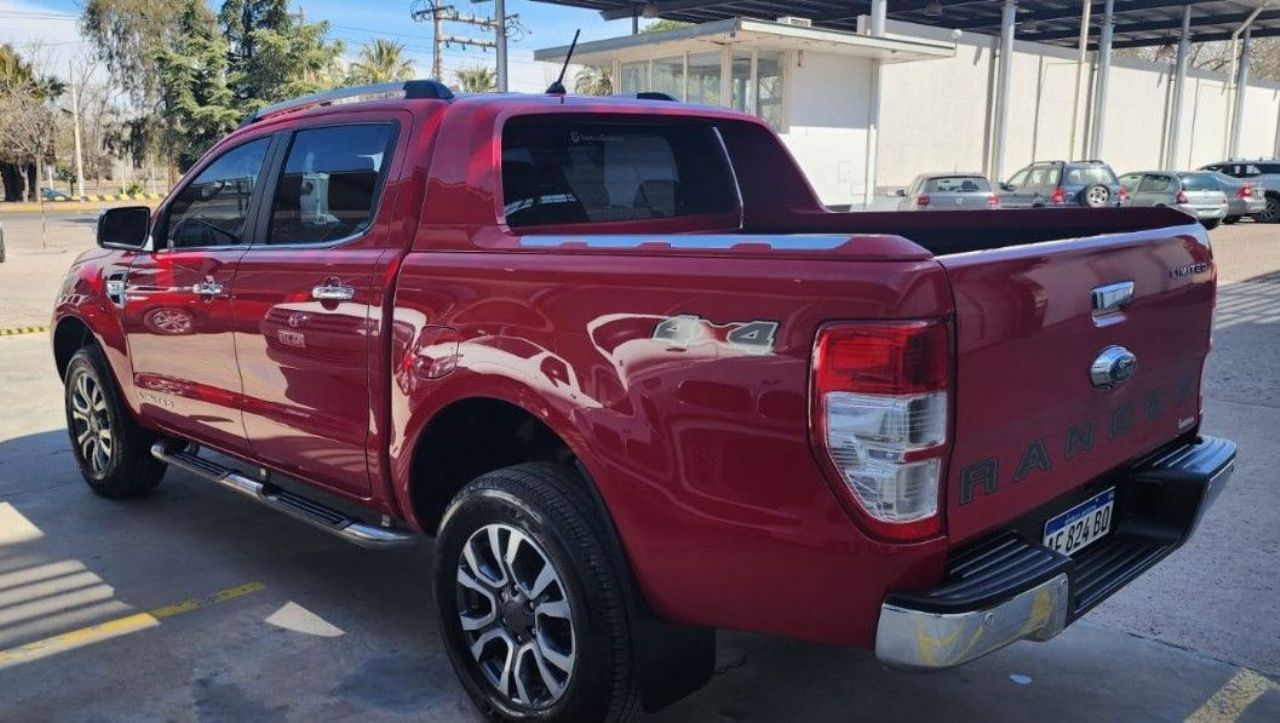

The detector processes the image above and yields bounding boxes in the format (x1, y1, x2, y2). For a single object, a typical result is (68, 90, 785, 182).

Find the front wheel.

(435, 463, 641, 722)
(1222, 215, 1239, 225)
(1202, 219, 1221, 230)
(64, 346, 166, 497)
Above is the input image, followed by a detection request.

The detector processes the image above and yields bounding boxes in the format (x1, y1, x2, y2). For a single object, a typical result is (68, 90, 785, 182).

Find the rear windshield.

(501, 117, 739, 228)
(1178, 173, 1220, 192)
(926, 176, 991, 193)
(1064, 165, 1117, 186)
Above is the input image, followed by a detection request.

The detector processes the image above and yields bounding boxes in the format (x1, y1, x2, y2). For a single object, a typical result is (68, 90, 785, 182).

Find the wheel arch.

(53, 315, 95, 380)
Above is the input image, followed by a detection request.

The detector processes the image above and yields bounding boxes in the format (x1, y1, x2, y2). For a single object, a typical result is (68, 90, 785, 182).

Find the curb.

(0, 325, 49, 337)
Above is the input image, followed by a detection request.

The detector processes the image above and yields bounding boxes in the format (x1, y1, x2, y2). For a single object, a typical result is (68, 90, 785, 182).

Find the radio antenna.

(546, 29, 580, 94)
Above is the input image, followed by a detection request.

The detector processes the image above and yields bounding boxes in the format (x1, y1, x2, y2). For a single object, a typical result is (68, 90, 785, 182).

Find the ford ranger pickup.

(52, 80, 1237, 721)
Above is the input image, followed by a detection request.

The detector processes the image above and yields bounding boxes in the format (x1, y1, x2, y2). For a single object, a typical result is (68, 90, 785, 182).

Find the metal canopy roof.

(534, 1, 1280, 50)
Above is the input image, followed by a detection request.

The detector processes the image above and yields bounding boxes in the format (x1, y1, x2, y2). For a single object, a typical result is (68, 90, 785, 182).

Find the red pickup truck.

(53, 81, 1235, 721)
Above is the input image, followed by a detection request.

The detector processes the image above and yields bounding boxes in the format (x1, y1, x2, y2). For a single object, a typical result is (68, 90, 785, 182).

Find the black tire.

(435, 463, 641, 722)
(1202, 219, 1221, 230)
(1259, 194, 1280, 223)
(64, 345, 166, 497)
(1222, 215, 1239, 225)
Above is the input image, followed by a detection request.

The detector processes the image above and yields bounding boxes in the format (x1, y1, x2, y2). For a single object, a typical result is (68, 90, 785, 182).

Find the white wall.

(876, 20, 1280, 193)
(780, 52, 874, 207)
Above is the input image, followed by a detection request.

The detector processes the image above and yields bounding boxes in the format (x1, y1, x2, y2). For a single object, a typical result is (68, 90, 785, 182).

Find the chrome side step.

(151, 441, 417, 549)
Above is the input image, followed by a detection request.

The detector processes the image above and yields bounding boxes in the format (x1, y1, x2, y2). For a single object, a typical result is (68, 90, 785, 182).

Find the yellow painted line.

(0, 581, 264, 670)
(0, 325, 50, 337)
(1187, 669, 1279, 723)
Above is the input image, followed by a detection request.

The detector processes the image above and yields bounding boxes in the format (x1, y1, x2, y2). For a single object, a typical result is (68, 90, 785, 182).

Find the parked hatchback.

(1000, 160, 1125, 208)
(896, 173, 999, 210)
(1118, 171, 1229, 229)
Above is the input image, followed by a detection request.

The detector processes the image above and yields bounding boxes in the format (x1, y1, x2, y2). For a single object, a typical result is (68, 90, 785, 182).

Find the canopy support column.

(1165, 5, 1192, 169)
(991, 0, 1017, 182)
(1229, 29, 1252, 158)
(1090, 0, 1115, 159)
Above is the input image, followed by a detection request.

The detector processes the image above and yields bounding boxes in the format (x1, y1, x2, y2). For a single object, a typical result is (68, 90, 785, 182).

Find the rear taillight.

(915, 194, 931, 207)
(1239, 184, 1252, 199)
(1049, 187, 1066, 205)
(1118, 186, 1129, 203)
(1176, 191, 1189, 204)
(811, 320, 951, 542)
(986, 193, 1000, 207)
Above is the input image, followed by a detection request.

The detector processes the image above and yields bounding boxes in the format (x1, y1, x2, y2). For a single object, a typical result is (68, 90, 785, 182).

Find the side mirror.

(97, 206, 151, 249)
(894, 188, 907, 197)
(1000, 183, 1014, 192)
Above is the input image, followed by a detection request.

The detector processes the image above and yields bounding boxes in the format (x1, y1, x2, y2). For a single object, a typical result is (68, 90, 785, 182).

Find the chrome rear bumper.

(875, 435, 1235, 671)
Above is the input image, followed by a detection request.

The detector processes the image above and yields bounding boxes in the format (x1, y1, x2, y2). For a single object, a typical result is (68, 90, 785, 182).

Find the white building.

(535, 13, 1280, 209)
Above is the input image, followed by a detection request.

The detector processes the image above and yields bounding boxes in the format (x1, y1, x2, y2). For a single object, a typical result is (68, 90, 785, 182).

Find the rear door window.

(500, 117, 739, 228)
(266, 124, 395, 245)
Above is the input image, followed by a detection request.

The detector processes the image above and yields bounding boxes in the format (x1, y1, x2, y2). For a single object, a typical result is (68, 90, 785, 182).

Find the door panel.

(121, 136, 273, 454)
(125, 250, 247, 451)
(232, 121, 402, 497)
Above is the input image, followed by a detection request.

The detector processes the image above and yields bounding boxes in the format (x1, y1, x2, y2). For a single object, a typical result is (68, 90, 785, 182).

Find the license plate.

(1043, 488, 1115, 556)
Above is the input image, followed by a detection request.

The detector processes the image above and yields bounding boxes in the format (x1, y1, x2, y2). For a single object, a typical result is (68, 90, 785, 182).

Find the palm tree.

(573, 66, 612, 96)
(454, 66, 496, 93)
(347, 39, 415, 85)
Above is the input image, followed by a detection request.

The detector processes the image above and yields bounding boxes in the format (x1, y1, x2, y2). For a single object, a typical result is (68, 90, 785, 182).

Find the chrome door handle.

(192, 279, 224, 297)
(312, 283, 355, 301)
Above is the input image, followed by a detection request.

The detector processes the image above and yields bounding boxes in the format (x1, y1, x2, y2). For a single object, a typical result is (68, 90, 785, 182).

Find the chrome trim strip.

(875, 573, 1070, 671)
(518, 234, 851, 250)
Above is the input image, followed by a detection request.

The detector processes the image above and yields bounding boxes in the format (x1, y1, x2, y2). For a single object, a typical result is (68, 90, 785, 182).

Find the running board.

(151, 441, 417, 549)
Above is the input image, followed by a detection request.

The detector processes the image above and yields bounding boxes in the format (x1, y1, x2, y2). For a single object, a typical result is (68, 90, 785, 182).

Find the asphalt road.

(1, 212, 1278, 721)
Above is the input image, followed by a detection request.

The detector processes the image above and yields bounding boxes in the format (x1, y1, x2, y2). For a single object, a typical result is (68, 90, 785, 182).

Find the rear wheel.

(435, 463, 641, 722)
(1222, 215, 1239, 225)
(1259, 194, 1280, 223)
(1081, 184, 1111, 208)
(64, 346, 166, 497)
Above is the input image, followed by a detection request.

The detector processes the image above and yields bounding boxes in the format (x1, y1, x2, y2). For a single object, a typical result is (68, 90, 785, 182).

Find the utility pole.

(69, 60, 85, 200)
(412, 1, 513, 89)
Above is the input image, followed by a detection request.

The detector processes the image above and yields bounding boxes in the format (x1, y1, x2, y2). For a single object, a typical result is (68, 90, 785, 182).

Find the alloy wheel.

(456, 523, 576, 710)
(70, 371, 112, 476)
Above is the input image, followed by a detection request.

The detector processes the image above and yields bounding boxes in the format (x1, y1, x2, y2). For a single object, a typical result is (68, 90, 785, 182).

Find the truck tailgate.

(939, 225, 1215, 543)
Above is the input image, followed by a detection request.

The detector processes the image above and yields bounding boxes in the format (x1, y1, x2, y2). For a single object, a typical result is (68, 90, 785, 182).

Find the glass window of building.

(730, 50, 753, 114)
(687, 52, 721, 105)
(652, 56, 684, 99)
(756, 51, 784, 131)
(619, 61, 647, 94)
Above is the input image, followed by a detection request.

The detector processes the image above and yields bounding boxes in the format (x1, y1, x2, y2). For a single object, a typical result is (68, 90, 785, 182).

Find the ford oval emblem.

(1090, 346, 1138, 389)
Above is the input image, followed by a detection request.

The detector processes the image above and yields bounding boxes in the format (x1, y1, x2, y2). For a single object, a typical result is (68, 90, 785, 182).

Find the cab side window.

(165, 138, 271, 249)
(1138, 175, 1172, 193)
(267, 125, 395, 245)
(1006, 168, 1030, 188)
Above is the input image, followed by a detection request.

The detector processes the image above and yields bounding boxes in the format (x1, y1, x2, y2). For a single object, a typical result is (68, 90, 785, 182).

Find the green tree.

(82, 0, 194, 107)
(0, 44, 65, 201)
(642, 19, 690, 33)
(219, 0, 344, 110)
(151, 0, 241, 170)
(454, 66, 496, 93)
(574, 66, 613, 96)
(347, 39, 415, 85)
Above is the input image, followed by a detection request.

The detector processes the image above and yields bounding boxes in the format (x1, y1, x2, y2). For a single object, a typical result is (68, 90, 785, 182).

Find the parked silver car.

(1202, 171, 1267, 224)
(896, 173, 999, 210)
(1200, 159, 1280, 222)
(1118, 171, 1228, 229)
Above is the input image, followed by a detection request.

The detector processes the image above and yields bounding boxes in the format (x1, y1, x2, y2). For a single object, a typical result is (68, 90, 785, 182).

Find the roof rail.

(238, 79, 454, 127)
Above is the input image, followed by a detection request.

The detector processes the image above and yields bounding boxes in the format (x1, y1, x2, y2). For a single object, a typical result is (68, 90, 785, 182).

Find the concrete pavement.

(1, 215, 1279, 721)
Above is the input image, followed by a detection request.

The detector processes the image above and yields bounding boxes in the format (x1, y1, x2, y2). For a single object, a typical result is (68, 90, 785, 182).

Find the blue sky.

(0, 0, 639, 90)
